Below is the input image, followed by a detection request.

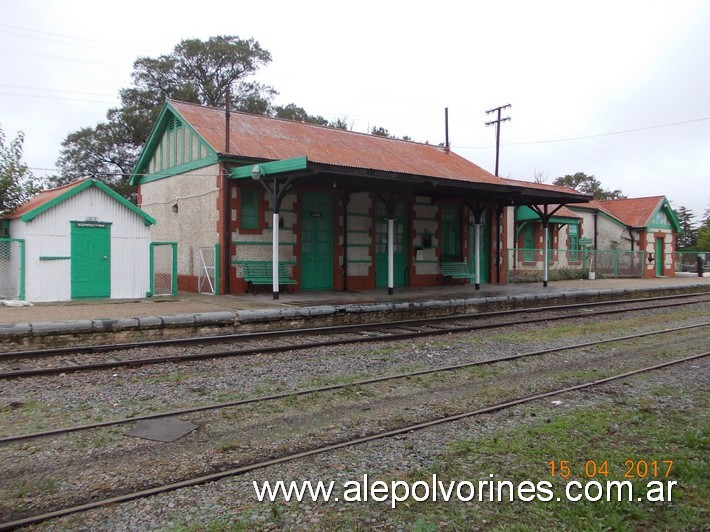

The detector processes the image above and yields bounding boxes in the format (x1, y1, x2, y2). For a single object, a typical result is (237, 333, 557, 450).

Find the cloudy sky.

(1, 0, 708, 219)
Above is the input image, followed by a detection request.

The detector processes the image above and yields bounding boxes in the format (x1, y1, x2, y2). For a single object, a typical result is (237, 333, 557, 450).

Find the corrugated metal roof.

(2, 178, 90, 219)
(598, 196, 665, 228)
(168, 100, 588, 197)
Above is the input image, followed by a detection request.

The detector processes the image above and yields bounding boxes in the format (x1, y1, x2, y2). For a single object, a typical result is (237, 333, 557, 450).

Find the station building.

(130, 99, 590, 297)
(511, 196, 679, 280)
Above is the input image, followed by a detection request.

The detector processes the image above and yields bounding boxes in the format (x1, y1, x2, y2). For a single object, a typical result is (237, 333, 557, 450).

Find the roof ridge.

(168, 98, 440, 148)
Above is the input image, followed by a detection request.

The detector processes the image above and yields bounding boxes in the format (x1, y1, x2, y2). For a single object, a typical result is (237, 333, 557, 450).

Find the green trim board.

(21, 179, 156, 226)
(232, 259, 297, 264)
(232, 241, 297, 246)
(515, 205, 580, 225)
(231, 156, 308, 179)
(648, 199, 680, 232)
(132, 156, 219, 185)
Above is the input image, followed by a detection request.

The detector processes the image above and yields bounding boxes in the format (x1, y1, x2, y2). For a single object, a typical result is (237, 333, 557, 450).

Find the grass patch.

(386, 384, 708, 530)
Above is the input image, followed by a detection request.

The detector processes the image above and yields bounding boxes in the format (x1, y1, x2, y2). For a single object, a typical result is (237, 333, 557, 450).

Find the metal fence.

(149, 242, 177, 296)
(674, 251, 710, 275)
(197, 244, 220, 295)
(0, 238, 25, 300)
(507, 248, 646, 283)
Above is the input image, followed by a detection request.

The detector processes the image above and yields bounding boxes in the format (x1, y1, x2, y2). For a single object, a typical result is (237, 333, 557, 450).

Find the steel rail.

(2, 350, 706, 532)
(2, 291, 708, 360)
(1, 296, 708, 379)
(2, 322, 707, 445)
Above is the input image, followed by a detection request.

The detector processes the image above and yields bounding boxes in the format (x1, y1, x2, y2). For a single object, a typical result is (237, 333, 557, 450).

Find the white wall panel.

(11, 186, 153, 302)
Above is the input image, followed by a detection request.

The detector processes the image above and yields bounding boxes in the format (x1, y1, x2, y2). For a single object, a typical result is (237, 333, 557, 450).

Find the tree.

(274, 103, 329, 126)
(370, 126, 391, 138)
(552, 172, 626, 200)
(533, 168, 547, 184)
(673, 205, 697, 250)
(0, 126, 41, 215)
(54, 35, 276, 195)
(697, 202, 710, 251)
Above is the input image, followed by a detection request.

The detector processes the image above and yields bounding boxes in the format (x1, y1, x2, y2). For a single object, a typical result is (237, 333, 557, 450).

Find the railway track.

(2, 292, 708, 379)
(2, 321, 705, 445)
(2, 349, 706, 531)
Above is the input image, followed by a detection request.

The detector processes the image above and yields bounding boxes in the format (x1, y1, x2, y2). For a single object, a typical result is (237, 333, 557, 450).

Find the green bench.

(242, 261, 297, 294)
(441, 261, 476, 284)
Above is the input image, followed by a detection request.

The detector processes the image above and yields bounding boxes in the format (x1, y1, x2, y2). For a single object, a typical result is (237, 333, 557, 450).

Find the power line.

(485, 104, 511, 177)
(457, 115, 710, 149)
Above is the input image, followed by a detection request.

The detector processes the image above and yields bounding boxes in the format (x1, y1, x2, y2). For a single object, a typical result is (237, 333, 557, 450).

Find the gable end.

(130, 103, 218, 186)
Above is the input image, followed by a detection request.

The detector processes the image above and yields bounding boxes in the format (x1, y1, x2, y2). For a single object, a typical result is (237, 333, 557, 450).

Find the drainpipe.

(222, 91, 232, 295)
(341, 190, 351, 291)
(495, 203, 503, 283)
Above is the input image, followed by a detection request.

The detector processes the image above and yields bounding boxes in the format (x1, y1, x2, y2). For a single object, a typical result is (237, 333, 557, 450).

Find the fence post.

(148, 242, 155, 297)
(19, 239, 26, 301)
(214, 243, 221, 295)
(699, 254, 704, 277)
(171, 243, 178, 295)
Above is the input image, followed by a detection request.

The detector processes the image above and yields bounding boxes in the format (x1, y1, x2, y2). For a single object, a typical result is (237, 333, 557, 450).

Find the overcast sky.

(1, 0, 708, 220)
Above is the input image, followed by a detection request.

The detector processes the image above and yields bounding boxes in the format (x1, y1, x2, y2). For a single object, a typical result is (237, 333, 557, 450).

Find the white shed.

(1, 178, 156, 302)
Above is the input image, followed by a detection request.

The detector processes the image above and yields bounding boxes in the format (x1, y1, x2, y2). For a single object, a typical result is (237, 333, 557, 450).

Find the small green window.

(240, 187, 259, 229)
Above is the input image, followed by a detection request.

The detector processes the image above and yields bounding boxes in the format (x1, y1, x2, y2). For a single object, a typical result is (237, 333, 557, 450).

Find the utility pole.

(485, 104, 511, 177)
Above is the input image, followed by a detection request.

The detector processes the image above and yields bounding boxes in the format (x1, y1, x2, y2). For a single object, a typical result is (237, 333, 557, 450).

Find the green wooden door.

(440, 204, 462, 261)
(375, 199, 408, 288)
(522, 223, 535, 261)
(300, 192, 333, 290)
(655, 237, 664, 277)
(71, 222, 111, 299)
(469, 210, 490, 283)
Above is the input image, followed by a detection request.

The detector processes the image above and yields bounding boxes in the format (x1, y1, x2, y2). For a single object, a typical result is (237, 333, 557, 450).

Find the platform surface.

(1, 277, 707, 327)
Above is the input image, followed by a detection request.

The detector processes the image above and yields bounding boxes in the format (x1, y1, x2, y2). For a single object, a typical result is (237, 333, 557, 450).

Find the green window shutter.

(240, 187, 259, 229)
(440, 204, 461, 260)
(523, 224, 535, 261)
(569, 224, 579, 261)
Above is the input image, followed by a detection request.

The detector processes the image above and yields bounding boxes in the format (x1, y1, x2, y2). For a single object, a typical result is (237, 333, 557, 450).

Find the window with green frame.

(522, 223, 535, 261)
(440, 204, 461, 261)
(568, 224, 580, 261)
(240, 186, 260, 229)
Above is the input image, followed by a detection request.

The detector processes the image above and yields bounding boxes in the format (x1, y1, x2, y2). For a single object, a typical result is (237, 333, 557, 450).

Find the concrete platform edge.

(1, 283, 708, 351)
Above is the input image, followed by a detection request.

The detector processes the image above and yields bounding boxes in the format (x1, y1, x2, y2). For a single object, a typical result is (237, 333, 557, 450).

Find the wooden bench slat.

(242, 261, 296, 293)
(441, 261, 476, 282)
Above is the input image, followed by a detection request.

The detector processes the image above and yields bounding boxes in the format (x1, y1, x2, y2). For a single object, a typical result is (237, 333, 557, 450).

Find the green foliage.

(273, 103, 329, 125)
(673, 205, 697, 250)
(553, 172, 626, 200)
(0, 125, 41, 215)
(54, 35, 276, 197)
(54, 35, 352, 199)
(370, 125, 391, 137)
(697, 227, 710, 251)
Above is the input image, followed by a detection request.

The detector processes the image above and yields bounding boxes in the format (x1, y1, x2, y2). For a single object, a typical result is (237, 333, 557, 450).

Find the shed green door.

(71, 222, 111, 299)
(469, 211, 490, 283)
(375, 199, 408, 288)
(300, 192, 333, 290)
(655, 237, 664, 277)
